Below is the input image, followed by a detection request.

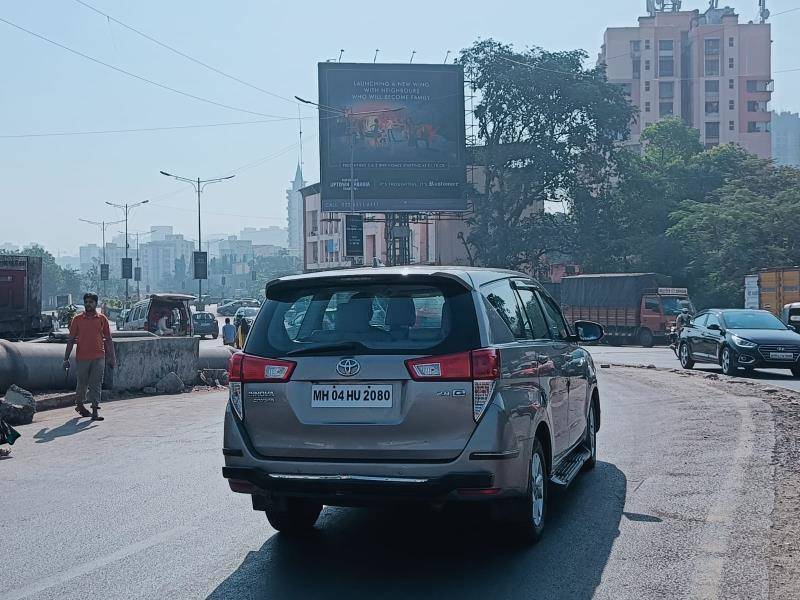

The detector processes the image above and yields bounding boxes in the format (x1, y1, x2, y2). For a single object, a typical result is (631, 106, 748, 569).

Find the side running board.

(550, 448, 591, 487)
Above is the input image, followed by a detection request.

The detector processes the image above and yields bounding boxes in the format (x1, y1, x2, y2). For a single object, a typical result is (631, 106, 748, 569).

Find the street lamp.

(78, 217, 124, 297)
(105, 199, 149, 307)
(159, 171, 235, 305)
(294, 96, 403, 214)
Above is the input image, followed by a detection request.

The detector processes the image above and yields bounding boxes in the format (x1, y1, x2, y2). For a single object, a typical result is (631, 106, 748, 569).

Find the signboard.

(134, 266, 142, 282)
(344, 214, 364, 257)
(657, 287, 688, 296)
(121, 258, 133, 280)
(100, 263, 110, 281)
(193, 251, 208, 280)
(744, 275, 760, 309)
(318, 62, 466, 212)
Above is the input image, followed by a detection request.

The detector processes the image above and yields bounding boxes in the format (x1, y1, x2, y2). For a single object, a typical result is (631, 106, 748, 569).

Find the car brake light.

(228, 353, 295, 383)
(405, 349, 501, 422)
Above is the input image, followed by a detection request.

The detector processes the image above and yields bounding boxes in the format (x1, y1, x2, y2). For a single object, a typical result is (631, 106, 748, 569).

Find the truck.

(560, 273, 694, 347)
(744, 268, 800, 316)
(0, 255, 54, 340)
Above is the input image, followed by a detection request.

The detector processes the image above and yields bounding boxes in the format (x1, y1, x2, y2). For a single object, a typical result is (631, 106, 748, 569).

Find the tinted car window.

(482, 280, 531, 340)
(247, 276, 480, 356)
(692, 313, 708, 327)
(538, 293, 570, 340)
(706, 313, 721, 329)
(722, 311, 787, 330)
(516, 288, 551, 340)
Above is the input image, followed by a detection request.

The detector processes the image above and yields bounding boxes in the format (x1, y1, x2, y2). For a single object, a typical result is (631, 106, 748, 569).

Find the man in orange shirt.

(63, 293, 116, 421)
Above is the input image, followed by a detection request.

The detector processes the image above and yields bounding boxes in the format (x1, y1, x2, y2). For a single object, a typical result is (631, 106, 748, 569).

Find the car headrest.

(386, 297, 417, 328)
(336, 297, 373, 333)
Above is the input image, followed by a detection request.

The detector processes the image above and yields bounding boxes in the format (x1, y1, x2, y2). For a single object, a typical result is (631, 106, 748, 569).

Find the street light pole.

(105, 200, 149, 307)
(78, 217, 124, 297)
(159, 171, 235, 305)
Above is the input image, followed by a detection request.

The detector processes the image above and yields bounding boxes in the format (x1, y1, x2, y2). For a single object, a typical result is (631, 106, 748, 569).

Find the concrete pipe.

(1, 339, 234, 394)
(198, 346, 235, 370)
(0, 339, 76, 393)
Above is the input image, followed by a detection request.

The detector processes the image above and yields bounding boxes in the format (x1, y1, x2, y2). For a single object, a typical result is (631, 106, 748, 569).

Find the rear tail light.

(228, 353, 296, 383)
(227, 353, 296, 420)
(405, 349, 500, 422)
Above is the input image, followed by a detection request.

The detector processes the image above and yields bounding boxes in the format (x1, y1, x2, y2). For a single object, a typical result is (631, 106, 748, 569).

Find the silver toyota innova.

(222, 267, 603, 543)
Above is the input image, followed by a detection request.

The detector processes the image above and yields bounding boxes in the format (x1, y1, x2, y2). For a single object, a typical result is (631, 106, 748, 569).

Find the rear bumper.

(222, 466, 492, 501)
(221, 402, 533, 505)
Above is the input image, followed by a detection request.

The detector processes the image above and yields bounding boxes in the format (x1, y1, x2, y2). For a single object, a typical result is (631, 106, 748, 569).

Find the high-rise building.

(239, 226, 288, 247)
(286, 164, 306, 259)
(772, 111, 800, 167)
(599, 3, 772, 158)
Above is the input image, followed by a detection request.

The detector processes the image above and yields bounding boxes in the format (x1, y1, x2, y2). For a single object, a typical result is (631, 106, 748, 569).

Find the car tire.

(638, 328, 654, 348)
(679, 342, 695, 369)
(265, 498, 322, 534)
(213, 333, 218, 340)
(505, 437, 548, 544)
(792, 366, 800, 378)
(582, 401, 597, 471)
(721, 346, 738, 376)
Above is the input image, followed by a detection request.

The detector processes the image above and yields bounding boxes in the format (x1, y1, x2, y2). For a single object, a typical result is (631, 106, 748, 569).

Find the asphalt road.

(587, 344, 800, 392)
(1, 368, 775, 600)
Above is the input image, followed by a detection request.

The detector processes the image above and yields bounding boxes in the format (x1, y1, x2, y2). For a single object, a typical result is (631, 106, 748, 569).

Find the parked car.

(222, 267, 603, 542)
(678, 308, 800, 377)
(780, 302, 800, 328)
(121, 294, 194, 336)
(115, 309, 130, 330)
(217, 299, 260, 316)
(192, 311, 219, 339)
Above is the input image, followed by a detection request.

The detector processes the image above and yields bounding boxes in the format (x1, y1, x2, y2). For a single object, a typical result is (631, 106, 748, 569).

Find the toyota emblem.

(336, 358, 360, 377)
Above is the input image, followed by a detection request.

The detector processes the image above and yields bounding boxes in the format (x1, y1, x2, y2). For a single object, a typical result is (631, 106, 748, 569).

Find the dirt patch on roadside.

(612, 364, 800, 600)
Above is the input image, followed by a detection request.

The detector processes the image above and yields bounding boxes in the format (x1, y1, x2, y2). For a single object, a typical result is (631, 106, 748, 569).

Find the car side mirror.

(707, 323, 721, 332)
(574, 320, 604, 343)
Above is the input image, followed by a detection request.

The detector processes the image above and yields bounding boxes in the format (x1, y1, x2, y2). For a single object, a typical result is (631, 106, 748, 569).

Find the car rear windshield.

(723, 311, 786, 330)
(194, 313, 214, 321)
(245, 275, 481, 357)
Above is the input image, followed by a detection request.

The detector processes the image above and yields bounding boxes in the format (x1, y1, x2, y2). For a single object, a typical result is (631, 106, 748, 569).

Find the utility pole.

(159, 171, 235, 306)
(120, 230, 153, 301)
(105, 200, 149, 307)
(78, 217, 124, 297)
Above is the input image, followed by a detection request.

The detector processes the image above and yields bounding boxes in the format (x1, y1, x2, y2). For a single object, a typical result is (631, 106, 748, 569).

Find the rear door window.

(692, 313, 708, 328)
(537, 292, 570, 341)
(247, 276, 480, 357)
(482, 279, 531, 341)
(516, 288, 552, 340)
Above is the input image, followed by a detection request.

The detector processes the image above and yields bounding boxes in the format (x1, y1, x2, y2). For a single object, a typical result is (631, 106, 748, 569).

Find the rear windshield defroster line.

(245, 275, 481, 358)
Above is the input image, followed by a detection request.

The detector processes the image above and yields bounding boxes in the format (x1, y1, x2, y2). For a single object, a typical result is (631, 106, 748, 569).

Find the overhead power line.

(0, 117, 307, 139)
(0, 16, 290, 119)
(71, 0, 298, 106)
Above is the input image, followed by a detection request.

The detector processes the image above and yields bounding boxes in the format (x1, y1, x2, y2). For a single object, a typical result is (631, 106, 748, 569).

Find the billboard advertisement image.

(318, 63, 466, 213)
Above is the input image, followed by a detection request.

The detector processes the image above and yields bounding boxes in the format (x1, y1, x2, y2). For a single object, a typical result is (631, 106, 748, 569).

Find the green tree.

(457, 39, 634, 272)
(668, 163, 800, 308)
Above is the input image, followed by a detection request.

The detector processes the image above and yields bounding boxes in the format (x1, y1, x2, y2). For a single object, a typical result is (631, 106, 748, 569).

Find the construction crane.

(759, 0, 770, 23)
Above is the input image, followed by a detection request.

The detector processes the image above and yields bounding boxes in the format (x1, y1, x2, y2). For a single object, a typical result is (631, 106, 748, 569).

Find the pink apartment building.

(599, 3, 772, 158)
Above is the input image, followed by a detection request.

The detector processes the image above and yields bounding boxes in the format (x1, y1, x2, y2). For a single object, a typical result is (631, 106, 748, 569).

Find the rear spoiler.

(264, 271, 474, 299)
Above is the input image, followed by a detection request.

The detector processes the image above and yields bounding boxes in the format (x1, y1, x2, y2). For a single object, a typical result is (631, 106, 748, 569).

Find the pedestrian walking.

(63, 292, 116, 421)
(221, 317, 236, 347)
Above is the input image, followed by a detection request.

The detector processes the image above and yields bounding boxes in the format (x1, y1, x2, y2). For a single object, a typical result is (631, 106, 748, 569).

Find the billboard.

(193, 251, 208, 280)
(100, 263, 109, 281)
(318, 63, 466, 213)
(344, 214, 364, 257)
(121, 257, 133, 280)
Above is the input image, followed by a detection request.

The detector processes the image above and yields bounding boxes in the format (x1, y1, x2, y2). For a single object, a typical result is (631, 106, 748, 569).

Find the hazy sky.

(2, 0, 798, 256)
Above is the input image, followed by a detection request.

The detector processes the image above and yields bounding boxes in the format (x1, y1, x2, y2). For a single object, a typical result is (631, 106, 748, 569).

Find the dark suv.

(678, 308, 800, 377)
(222, 267, 603, 543)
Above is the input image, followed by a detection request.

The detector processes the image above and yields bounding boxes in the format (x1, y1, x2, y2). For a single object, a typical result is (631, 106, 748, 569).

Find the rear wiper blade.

(286, 341, 367, 356)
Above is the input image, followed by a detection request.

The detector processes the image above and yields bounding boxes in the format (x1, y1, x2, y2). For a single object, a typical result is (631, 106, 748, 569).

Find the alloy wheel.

(531, 453, 545, 527)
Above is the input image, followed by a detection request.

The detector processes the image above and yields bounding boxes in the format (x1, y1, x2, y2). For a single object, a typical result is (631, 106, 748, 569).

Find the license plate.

(769, 352, 794, 361)
(311, 384, 393, 408)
